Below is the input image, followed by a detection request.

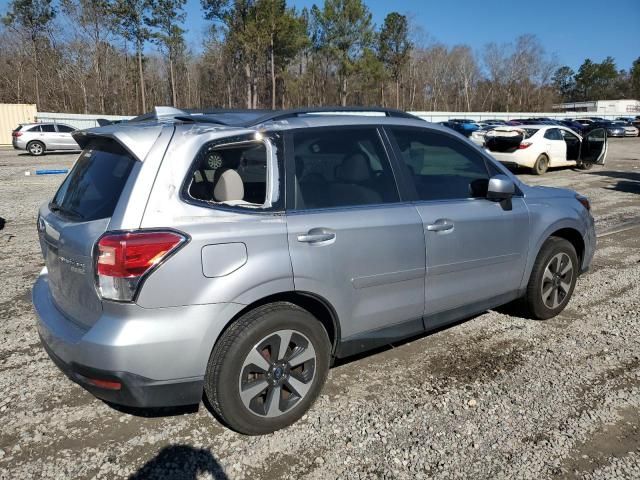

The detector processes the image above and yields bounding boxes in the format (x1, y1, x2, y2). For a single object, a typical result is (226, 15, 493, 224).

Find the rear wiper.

(49, 203, 83, 221)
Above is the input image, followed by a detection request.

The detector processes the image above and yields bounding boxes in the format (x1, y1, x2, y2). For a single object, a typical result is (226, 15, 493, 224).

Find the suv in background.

(33, 107, 603, 435)
(12, 122, 80, 155)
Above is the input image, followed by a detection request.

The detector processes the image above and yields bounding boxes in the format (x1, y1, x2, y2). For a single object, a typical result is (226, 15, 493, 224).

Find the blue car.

(440, 118, 479, 137)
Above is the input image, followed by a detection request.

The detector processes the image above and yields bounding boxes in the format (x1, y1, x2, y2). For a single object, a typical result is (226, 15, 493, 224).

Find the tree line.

(1, 0, 638, 115)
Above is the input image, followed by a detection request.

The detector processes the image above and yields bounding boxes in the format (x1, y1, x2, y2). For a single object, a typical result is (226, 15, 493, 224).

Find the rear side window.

(389, 127, 490, 201)
(187, 141, 269, 208)
(40, 124, 56, 132)
(50, 140, 136, 221)
(291, 127, 399, 210)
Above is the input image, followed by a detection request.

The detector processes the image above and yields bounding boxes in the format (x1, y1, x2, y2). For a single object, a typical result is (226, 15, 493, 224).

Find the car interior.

(293, 131, 399, 210)
(188, 142, 267, 206)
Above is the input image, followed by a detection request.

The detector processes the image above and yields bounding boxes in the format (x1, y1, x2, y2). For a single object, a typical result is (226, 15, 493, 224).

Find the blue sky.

(183, 0, 640, 72)
(0, 0, 637, 71)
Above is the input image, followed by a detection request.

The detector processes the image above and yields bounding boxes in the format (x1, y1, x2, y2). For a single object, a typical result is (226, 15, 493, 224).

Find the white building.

(552, 99, 640, 115)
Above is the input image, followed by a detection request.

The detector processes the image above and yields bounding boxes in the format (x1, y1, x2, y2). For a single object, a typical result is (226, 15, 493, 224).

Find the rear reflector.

(85, 377, 122, 390)
(96, 230, 187, 301)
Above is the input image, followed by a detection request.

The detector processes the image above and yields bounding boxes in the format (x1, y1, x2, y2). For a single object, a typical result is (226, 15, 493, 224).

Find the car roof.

(74, 109, 451, 161)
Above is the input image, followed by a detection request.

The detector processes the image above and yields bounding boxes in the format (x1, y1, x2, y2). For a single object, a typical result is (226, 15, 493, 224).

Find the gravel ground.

(0, 139, 639, 480)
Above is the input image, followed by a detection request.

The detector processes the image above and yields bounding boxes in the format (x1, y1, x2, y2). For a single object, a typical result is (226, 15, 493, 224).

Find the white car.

(485, 125, 607, 175)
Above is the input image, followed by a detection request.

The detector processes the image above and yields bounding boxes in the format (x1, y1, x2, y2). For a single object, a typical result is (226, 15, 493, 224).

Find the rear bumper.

(32, 268, 245, 408)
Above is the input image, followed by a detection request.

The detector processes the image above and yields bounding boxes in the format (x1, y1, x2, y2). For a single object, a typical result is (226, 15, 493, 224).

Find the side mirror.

(487, 174, 515, 200)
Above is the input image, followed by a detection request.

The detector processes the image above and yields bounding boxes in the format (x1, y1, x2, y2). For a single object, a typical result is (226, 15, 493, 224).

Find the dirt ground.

(0, 138, 639, 480)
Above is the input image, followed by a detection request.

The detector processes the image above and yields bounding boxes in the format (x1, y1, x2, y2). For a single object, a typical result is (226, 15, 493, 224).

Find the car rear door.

(38, 138, 140, 328)
(543, 128, 566, 164)
(385, 126, 530, 328)
(285, 126, 426, 351)
(579, 128, 607, 165)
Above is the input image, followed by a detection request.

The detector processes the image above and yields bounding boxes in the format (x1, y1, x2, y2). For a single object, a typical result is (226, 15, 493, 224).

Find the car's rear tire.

(27, 141, 45, 156)
(532, 154, 549, 175)
(204, 302, 331, 435)
(522, 237, 578, 320)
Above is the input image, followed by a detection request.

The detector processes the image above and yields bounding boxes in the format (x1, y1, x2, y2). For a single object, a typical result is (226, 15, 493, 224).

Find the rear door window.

(291, 127, 399, 210)
(50, 140, 136, 221)
(40, 124, 56, 133)
(27, 125, 41, 132)
(57, 124, 75, 132)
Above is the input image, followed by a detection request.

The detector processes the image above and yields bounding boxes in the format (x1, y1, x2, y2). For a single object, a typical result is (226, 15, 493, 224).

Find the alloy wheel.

(540, 252, 574, 309)
(29, 143, 43, 155)
(238, 329, 316, 418)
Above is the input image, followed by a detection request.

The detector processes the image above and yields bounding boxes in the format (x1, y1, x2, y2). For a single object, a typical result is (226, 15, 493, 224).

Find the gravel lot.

(0, 139, 639, 480)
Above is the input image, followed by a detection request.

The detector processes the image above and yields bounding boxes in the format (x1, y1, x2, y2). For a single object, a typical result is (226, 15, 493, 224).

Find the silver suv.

(32, 107, 606, 434)
(12, 122, 79, 155)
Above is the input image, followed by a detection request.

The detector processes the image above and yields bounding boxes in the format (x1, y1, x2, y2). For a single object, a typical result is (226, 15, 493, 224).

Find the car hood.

(522, 184, 576, 199)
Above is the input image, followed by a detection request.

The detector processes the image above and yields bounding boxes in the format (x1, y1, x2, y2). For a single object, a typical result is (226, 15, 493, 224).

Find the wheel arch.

(216, 291, 341, 357)
(547, 227, 585, 266)
(521, 220, 587, 292)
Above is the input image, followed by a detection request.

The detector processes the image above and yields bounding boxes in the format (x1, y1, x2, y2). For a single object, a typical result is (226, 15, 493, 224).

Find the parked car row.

(440, 115, 640, 139)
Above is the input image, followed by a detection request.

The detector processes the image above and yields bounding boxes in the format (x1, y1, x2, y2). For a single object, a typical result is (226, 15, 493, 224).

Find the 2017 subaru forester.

(32, 107, 606, 434)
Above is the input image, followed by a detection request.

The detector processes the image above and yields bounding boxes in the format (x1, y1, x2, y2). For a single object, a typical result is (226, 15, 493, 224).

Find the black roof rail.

(244, 106, 423, 126)
(127, 106, 424, 127)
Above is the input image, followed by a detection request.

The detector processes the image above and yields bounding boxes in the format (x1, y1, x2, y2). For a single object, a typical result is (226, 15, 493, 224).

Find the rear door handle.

(426, 221, 454, 232)
(297, 228, 336, 244)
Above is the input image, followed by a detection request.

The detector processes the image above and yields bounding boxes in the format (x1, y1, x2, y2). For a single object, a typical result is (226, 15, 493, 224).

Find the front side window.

(389, 127, 490, 201)
(291, 127, 399, 210)
(187, 140, 270, 209)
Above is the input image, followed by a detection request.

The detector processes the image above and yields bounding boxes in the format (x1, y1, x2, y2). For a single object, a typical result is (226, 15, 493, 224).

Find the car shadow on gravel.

(129, 444, 229, 480)
(586, 170, 640, 195)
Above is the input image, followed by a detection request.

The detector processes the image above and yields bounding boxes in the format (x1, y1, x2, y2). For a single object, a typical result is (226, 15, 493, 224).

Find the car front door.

(285, 126, 426, 353)
(579, 128, 607, 165)
(386, 126, 530, 328)
(55, 124, 79, 150)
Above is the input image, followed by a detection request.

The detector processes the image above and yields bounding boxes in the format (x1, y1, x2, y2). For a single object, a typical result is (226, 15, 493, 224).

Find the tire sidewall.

(206, 305, 330, 435)
(527, 238, 578, 320)
(533, 154, 548, 175)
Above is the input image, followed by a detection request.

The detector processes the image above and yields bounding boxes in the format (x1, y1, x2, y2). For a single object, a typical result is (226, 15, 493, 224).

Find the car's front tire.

(523, 237, 578, 320)
(27, 141, 45, 156)
(204, 302, 330, 435)
(532, 154, 549, 175)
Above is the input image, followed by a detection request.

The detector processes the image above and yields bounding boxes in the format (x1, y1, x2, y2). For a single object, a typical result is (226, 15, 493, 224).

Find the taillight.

(95, 230, 187, 301)
(517, 142, 532, 149)
(12, 131, 22, 137)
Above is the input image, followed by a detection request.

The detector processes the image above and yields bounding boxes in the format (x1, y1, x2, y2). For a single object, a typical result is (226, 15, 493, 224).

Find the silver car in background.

(32, 107, 606, 435)
(12, 122, 80, 155)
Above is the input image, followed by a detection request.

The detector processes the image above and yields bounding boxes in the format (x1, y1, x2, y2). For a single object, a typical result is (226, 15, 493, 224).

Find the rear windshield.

(14, 125, 22, 132)
(50, 139, 136, 221)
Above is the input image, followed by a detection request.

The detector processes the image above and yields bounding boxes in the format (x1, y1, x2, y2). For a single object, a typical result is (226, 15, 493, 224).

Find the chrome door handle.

(297, 228, 336, 244)
(426, 221, 454, 232)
